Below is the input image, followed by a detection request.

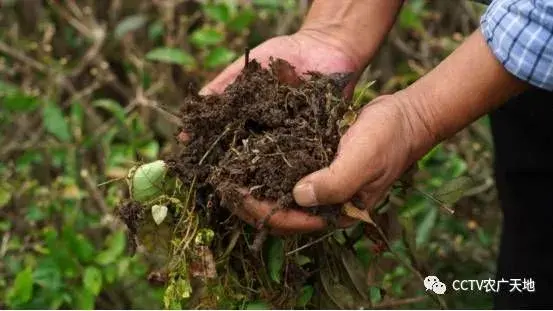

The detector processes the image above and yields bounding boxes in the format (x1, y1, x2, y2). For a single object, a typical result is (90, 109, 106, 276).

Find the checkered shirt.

(480, 0, 553, 90)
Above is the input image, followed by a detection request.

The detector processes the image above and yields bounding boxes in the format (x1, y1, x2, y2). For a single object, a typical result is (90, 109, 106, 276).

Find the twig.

(414, 186, 455, 214)
(250, 229, 268, 252)
(135, 96, 182, 127)
(198, 127, 230, 165)
(244, 47, 250, 67)
(80, 169, 110, 214)
(0, 232, 10, 258)
(285, 230, 335, 256)
(0, 40, 48, 73)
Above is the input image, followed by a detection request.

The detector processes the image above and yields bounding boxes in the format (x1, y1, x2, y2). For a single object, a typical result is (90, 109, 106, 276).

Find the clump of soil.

(169, 57, 353, 218)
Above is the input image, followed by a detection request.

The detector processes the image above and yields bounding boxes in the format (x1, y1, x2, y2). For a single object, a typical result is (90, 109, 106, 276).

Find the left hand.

(236, 94, 433, 234)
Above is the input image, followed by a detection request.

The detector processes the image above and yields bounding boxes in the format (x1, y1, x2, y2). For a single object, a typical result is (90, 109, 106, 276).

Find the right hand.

(199, 30, 363, 96)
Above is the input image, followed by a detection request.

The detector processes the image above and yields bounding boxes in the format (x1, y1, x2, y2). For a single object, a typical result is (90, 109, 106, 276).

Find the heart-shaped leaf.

(151, 204, 168, 225)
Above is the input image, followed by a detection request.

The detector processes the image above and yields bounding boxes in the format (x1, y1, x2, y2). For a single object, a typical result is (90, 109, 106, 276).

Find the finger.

(293, 106, 387, 207)
(241, 193, 328, 233)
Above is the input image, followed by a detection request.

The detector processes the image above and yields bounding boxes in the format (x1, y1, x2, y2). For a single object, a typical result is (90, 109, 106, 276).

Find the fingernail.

(293, 182, 318, 207)
(198, 86, 213, 96)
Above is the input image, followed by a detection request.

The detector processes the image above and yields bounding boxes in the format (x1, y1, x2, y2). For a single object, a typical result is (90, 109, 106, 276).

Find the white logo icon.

(424, 275, 447, 294)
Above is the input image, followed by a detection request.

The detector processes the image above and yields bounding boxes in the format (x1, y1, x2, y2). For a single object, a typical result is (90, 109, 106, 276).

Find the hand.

(233, 94, 429, 235)
(180, 30, 368, 234)
(199, 30, 363, 96)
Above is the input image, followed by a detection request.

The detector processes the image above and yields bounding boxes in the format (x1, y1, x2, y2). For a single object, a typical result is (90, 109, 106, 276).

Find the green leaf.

(266, 237, 284, 284)
(369, 286, 383, 304)
(228, 9, 256, 32)
(114, 14, 148, 39)
(70, 102, 84, 132)
(83, 266, 103, 296)
(0, 81, 38, 112)
(203, 3, 230, 23)
(75, 288, 95, 309)
(433, 176, 474, 204)
(2, 93, 38, 112)
(398, 0, 425, 31)
(138, 140, 160, 159)
(245, 301, 271, 309)
(252, 0, 283, 9)
(93, 98, 126, 123)
(204, 47, 236, 69)
(296, 285, 314, 308)
(190, 27, 224, 47)
(96, 231, 126, 265)
(340, 249, 368, 300)
(6, 266, 33, 307)
(33, 258, 62, 291)
(25, 205, 45, 222)
(65, 229, 95, 262)
(295, 254, 311, 266)
(145, 47, 196, 66)
(416, 208, 438, 247)
(320, 266, 359, 309)
(103, 264, 117, 284)
(0, 182, 13, 208)
(148, 20, 165, 41)
(42, 101, 71, 142)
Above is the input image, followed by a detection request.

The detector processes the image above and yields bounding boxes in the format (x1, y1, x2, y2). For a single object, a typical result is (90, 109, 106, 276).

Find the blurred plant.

(0, 0, 498, 309)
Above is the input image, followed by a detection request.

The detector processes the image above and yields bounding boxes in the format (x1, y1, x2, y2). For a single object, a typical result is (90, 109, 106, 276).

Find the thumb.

(293, 139, 381, 207)
(292, 102, 396, 207)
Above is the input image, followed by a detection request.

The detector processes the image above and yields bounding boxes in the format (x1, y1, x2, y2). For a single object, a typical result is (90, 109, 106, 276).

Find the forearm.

(398, 29, 529, 159)
(299, 0, 404, 70)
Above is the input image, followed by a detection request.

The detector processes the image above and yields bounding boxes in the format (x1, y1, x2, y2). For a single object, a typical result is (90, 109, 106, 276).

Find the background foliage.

(0, 0, 498, 309)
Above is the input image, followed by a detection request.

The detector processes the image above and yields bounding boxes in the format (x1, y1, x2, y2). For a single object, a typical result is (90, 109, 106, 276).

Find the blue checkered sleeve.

(481, 0, 553, 91)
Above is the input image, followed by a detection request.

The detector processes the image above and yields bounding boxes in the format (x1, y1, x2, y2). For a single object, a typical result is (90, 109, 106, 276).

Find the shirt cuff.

(480, 0, 553, 91)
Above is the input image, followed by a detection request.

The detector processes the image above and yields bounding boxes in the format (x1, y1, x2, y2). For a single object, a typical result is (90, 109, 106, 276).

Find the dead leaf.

(189, 245, 217, 280)
(269, 57, 304, 87)
(340, 249, 369, 300)
(343, 202, 374, 225)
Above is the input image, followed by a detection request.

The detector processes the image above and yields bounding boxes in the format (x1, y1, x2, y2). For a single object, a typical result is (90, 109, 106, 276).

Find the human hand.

(236, 94, 431, 234)
(179, 30, 369, 234)
(199, 30, 363, 96)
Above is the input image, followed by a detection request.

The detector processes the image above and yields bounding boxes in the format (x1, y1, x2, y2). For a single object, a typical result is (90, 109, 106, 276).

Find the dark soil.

(168, 57, 353, 217)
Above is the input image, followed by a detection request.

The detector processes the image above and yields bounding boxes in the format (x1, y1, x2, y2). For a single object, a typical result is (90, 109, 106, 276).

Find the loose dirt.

(168, 57, 353, 221)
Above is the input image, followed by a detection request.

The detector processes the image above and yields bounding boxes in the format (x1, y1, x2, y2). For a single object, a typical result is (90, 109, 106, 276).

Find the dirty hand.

(238, 95, 424, 234)
(180, 31, 367, 234)
(198, 30, 362, 96)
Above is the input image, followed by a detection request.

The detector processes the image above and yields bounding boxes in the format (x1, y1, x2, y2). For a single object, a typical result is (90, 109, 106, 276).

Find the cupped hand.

(199, 30, 362, 96)
(227, 95, 426, 235)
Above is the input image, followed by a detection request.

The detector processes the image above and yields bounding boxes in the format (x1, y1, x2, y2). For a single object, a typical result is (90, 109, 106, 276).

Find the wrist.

(392, 90, 440, 162)
(298, 0, 403, 72)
